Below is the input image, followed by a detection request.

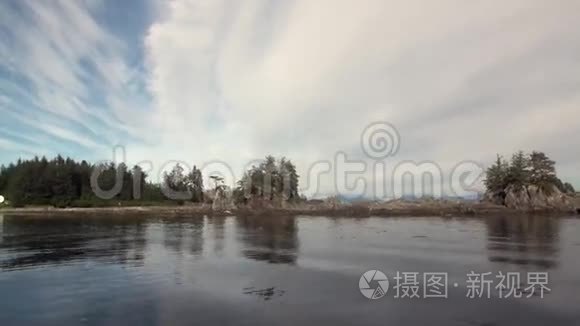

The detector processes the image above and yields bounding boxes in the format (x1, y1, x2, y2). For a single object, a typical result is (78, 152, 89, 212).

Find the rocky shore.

(2, 196, 578, 217)
(484, 184, 578, 213)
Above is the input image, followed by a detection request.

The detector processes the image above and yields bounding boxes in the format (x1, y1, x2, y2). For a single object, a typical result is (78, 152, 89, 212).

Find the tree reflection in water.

(0, 215, 148, 271)
(486, 215, 560, 269)
(236, 215, 299, 265)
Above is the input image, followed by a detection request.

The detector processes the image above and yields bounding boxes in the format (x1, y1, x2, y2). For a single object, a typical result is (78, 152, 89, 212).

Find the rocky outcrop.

(207, 189, 235, 211)
(573, 195, 580, 214)
(485, 184, 575, 212)
(503, 185, 531, 210)
(484, 191, 506, 206)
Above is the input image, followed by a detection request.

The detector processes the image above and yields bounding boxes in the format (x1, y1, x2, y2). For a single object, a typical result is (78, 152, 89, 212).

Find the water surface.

(0, 213, 579, 325)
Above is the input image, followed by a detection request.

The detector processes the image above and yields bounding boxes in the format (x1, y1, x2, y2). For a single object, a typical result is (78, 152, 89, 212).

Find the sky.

(0, 0, 579, 198)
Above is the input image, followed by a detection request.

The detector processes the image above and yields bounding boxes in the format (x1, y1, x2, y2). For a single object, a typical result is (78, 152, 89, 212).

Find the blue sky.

(0, 0, 579, 195)
(0, 0, 153, 162)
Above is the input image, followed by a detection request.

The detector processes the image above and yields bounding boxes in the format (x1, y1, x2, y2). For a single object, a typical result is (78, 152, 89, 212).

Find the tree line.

(484, 150, 575, 195)
(233, 155, 301, 205)
(0, 155, 301, 208)
(0, 155, 166, 207)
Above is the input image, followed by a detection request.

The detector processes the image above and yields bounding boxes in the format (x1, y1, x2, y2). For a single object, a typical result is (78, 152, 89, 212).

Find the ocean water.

(0, 213, 579, 326)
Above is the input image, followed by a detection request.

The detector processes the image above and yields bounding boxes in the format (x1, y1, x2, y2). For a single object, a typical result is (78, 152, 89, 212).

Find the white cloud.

(2, 0, 579, 196)
(140, 0, 580, 195)
(0, 0, 146, 154)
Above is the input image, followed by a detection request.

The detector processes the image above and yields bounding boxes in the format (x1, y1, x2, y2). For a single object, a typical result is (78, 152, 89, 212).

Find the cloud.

(0, 0, 147, 159)
(140, 0, 580, 194)
(1, 0, 579, 196)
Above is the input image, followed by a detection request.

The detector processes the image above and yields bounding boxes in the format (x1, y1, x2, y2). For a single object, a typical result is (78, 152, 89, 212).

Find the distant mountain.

(313, 193, 482, 203)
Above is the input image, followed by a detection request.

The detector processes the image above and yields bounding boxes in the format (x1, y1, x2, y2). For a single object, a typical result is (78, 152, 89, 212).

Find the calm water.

(0, 213, 579, 326)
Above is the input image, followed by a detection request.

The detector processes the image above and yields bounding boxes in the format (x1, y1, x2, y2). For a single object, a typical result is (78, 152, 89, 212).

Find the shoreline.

(1, 201, 577, 217)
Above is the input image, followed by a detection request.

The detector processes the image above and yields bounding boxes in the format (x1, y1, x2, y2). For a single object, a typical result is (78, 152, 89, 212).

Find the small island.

(483, 151, 578, 213)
